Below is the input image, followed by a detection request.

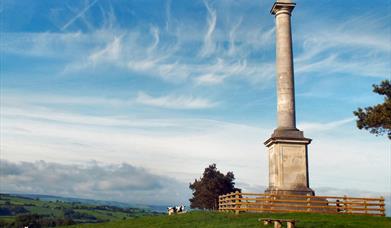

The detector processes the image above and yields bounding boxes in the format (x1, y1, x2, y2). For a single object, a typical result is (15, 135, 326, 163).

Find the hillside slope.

(73, 211, 391, 228)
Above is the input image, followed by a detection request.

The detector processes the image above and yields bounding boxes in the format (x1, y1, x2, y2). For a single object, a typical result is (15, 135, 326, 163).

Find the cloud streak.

(135, 92, 217, 109)
(298, 117, 355, 132)
(89, 36, 122, 65)
(61, 0, 98, 31)
(3, 92, 216, 111)
(228, 17, 243, 56)
(199, 0, 217, 57)
(148, 26, 160, 53)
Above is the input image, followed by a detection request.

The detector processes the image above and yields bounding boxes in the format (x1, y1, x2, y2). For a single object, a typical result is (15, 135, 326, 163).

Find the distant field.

(72, 211, 391, 228)
(0, 194, 160, 227)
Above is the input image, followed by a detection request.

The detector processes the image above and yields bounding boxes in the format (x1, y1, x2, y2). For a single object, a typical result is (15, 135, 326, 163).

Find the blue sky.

(0, 0, 390, 205)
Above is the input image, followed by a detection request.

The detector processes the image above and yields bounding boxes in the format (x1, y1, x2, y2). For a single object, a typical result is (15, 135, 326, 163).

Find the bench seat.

(258, 218, 298, 228)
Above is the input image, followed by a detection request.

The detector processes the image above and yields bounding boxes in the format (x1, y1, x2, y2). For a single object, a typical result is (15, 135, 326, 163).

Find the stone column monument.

(264, 0, 314, 196)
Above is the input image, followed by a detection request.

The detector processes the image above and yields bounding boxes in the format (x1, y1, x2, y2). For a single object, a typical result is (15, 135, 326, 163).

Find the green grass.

(70, 211, 391, 228)
(0, 216, 14, 223)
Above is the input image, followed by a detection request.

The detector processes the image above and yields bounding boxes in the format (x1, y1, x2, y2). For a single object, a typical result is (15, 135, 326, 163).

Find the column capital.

(270, 2, 296, 15)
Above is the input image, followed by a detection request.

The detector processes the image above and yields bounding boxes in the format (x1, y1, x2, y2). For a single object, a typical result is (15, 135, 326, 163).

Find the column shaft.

(275, 9, 296, 130)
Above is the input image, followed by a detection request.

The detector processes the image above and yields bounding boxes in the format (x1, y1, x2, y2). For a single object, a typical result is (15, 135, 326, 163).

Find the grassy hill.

(0, 194, 161, 227)
(1, 194, 390, 227)
(72, 211, 391, 228)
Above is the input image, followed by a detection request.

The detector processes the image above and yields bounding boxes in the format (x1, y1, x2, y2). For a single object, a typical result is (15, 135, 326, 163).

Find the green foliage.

(68, 211, 391, 228)
(0, 213, 76, 228)
(189, 164, 240, 210)
(0, 205, 28, 215)
(64, 208, 98, 221)
(353, 80, 391, 139)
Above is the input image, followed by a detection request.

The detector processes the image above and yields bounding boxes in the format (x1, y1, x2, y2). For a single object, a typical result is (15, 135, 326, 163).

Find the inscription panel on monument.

(281, 145, 307, 188)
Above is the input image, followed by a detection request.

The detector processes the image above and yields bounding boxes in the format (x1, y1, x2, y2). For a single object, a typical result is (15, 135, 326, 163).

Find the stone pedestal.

(264, 133, 314, 196)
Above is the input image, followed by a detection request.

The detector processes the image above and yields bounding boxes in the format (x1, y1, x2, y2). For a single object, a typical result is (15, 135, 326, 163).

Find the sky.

(0, 0, 390, 206)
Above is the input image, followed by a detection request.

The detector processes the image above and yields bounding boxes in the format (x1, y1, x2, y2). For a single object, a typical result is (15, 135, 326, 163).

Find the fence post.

(344, 195, 348, 214)
(219, 195, 222, 212)
(364, 200, 367, 214)
(230, 193, 234, 212)
(235, 191, 240, 215)
(225, 194, 228, 212)
(228, 194, 231, 212)
(380, 196, 385, 216)
(336, 199, 341, 213)
(218, 195, 221, 212)
(221, 194, 225, 212)
(225, 194, 227, 212)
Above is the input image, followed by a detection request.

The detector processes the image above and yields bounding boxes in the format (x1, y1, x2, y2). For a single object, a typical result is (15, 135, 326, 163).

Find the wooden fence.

(218, 192, 385, 216)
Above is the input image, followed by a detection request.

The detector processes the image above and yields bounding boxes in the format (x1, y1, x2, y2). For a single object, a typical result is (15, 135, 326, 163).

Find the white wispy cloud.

(148, 26, 160, 53)
(1, 0, 389, 86)
(89, 36, 122, 65)
(298, 117, 355, 132)
(194, 73, 225, 85)
(1, 96, 390, 194)
(2, 106, 178, 129)
(295, 14, 390, 78)
(2, 103, 389, 193)
(228, 17, 243, 56)
(1, 1, 277, 86)
(0, 100, 269, 187)
(1, 32, 85, 58)
(60, 27, 190, 82)
(2, 92, 217, 111)
(2, 93, 129, 107)
(61, 0, 98, 31)
(56, 24, 270, 84)
(165, 0, 172, 32)
(194, 58, 247, 85)
(135, 92, 217, 109)
(199, 0, 217, 57)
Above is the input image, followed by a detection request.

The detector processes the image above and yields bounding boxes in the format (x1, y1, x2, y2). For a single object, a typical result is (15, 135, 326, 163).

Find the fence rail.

(218, 191, 385, 216)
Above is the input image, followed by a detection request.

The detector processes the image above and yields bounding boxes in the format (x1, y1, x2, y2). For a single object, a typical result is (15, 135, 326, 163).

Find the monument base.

(264, 129, 314, 196)
(270, 128, 305, 139)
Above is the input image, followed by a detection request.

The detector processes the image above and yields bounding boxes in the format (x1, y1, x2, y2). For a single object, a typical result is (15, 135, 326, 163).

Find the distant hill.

(9, 193, 169, 213)
(0, 193, 164, 227)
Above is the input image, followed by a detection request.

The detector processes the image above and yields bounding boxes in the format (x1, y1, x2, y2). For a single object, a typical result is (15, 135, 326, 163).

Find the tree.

(189, 164, 240, 210)
(353, 80, 391, 139)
